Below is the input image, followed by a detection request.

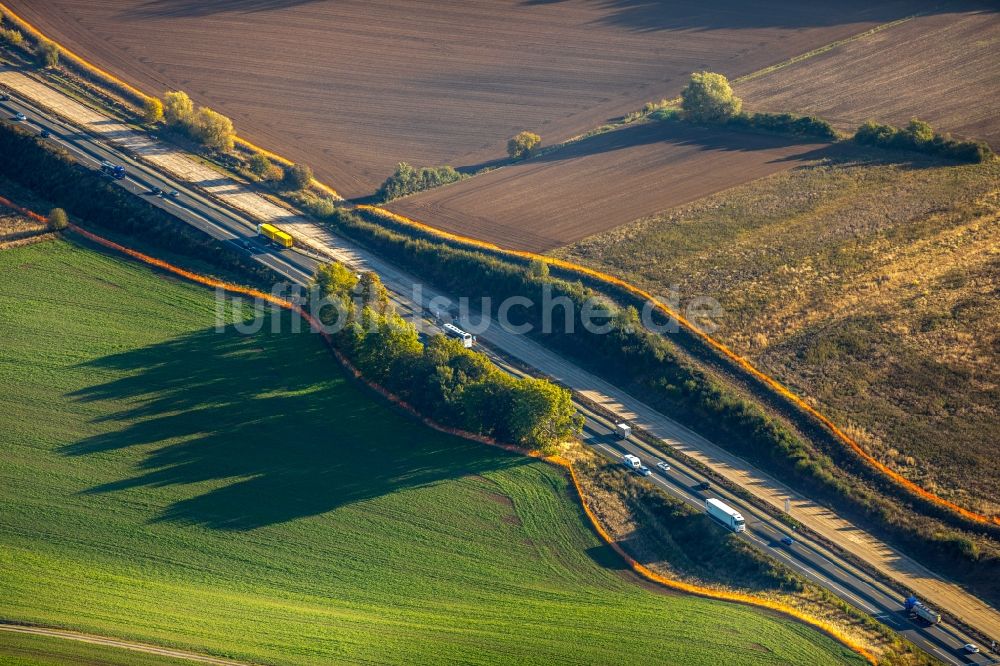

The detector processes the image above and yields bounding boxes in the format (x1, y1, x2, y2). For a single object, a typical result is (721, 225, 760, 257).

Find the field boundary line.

(356, 205, 1000, 529)
(1, 194, 876, 664)
(0, 622, 252, 665)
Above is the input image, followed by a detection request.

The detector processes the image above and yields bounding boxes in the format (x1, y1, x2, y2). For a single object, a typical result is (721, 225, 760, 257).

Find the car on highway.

(13, 112, 27, 122)
(241, 240, 255, 252)
(780, 536, 795, 546)
(167, 190, 180, 198)
(656, 461, 670, 472)
(637, 466, 652, 477)
(149, 186, 163, 196)
(694, 481, 711, 491)
(0, 93, 9, 101)
(963, 644, 980, 654)
(38, 128, 50, 138)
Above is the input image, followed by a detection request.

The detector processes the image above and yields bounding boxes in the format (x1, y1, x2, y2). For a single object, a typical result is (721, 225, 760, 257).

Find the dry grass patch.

(556, 150, 1000, 510)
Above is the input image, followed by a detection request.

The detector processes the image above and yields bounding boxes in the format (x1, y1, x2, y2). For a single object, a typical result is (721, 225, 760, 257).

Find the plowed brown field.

(387, 122, 827, 251)
(736, 5, 1000, 146)
(4, 0, 920, 197)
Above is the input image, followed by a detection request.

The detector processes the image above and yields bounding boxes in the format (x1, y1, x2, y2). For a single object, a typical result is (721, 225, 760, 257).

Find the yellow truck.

(257, 223, 293, 248)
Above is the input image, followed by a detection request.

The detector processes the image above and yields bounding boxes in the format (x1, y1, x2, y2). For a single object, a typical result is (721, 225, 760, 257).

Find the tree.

(47, 207, 68, 231)
(284, 163, 313, 190)
(142, 97, 164, 124)
(506, 377, 582, 450)
(905, 118, 934, 145)
(0, 28, 24, 47)
(507, 131, 541, 160)
(38, 40, 59, 68)
(163, 91, 194, 126)
(248, 152, 272, 177)
(680, 71, 742, 123)
(189, 107, 235, 151)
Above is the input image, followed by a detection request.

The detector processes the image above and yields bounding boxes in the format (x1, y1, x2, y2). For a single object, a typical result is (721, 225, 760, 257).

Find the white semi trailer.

(705, 498, 746, 532)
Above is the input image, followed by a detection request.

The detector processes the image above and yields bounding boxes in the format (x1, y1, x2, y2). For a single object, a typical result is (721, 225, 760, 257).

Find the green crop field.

(0, 239, 862, 665)
(0, 631, 193, 666)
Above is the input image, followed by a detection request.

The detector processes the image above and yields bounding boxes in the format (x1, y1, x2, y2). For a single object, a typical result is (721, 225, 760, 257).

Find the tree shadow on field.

(522, 0, 992, 32)
(501, 121, 836, 170)
(123, 0, 326, 19)
(62, 312, 526, 530)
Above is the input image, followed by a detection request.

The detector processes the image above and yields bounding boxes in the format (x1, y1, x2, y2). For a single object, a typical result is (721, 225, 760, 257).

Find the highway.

(1, 89, 996, 666)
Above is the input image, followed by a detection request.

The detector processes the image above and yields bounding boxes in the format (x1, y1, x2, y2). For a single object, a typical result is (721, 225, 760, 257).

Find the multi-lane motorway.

(1, 90, 995, 665)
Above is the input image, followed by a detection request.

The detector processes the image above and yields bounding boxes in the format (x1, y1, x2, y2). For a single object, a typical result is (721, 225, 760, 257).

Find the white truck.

(705, 498, 746, 532)
(615, 423, 631, 439)
(622, 454, 641, 471)
(903, 596, 941, 624)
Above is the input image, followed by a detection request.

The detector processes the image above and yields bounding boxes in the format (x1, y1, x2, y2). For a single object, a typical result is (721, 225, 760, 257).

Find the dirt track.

(388, 122, 827, 251)
(3, 0, 922, 198)
(737, 4, 1000, 146)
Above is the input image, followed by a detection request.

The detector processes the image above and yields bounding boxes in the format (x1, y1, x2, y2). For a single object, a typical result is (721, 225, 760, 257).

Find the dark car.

(39, 129, 50, 138)
(780, 536, 795, 546)
(694, 481, 711, 491)
(0, 93, 10, 101)
(150, 186, 163, 196)
(241, 240, 254, 251)
(167, 190, 180, 198)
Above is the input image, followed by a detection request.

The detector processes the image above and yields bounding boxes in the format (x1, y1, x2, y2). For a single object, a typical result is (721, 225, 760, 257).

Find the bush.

(163, 91, 194, 126)
(0, 27, 24, 47)
(47, 207, 68, 231)
(188, 107, 235, 152)
(248, 152, 272, 177)
(142, 97, 164, 124)
(726, 111, 839, 141)
(507, 131, 541, 160)
(283, 163, 313, 191)
(377, 162, 465, 201)
(854, 118, 993, 163)
(37, 40, 59, 69)
(680, 72, 741, 123)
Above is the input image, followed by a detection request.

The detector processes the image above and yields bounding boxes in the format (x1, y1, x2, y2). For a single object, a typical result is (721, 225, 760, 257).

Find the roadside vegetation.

(311, 262, 582, 450)
(0, 239, 863, 666)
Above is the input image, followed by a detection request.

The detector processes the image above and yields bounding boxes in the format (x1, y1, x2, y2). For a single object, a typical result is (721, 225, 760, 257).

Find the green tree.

(284, 163, 313, 190)
(680, 71, 742, 123)
(38, 40, 59, 68)
(313, 262, 358, 300)
(357, 270, 390, 314)
(905, 118, 934, 144)
(507, 131, 541, 160)
(528, 258, 549, 279)
(163, 91, 194, 126)
(47, 207, 68, 231)
(142, 97, 164, 124)
(189, 107, 235, 152)
(248, 152, 272, 177)
(506, 377, 582, 449)
(0, 28, 24, 47)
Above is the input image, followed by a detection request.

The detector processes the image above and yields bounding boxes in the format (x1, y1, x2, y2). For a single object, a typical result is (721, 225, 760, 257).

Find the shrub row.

(0, 121, 273, 284)
(855, 119, 993, 163)
(311, 263, 581, 450)
(377, 162, 466, 201)
(329, 207, 1000, 604)
(727, 111, 839, 141)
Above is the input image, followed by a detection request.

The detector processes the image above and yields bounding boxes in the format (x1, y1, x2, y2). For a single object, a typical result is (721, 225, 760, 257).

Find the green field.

(0, 239, 862, 665)
(0, 631, 193, 666)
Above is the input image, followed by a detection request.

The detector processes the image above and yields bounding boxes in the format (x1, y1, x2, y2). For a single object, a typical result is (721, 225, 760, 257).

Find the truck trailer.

(615, 423, 631, 439)
(705, 498, 746, 532)
(903, 596, 941, 624)
(100, 161, 126, 180)
(257, 223, 293, 248)
(622, 454, 641, 471)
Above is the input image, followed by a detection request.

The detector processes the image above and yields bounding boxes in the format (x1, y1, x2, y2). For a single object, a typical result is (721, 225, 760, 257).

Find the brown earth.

(737, 5, 1000, 146)
(388, 121, 828, 251)
(3, 0, 925, 198)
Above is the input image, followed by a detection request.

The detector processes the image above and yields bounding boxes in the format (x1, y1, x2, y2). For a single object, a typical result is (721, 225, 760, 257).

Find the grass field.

(737, 4, 1000, 147)
(0, 631, 193, 666)
(0, 238, 863, 665)
(556, 149, 1000, 514)
(2, 0, 923, 198)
